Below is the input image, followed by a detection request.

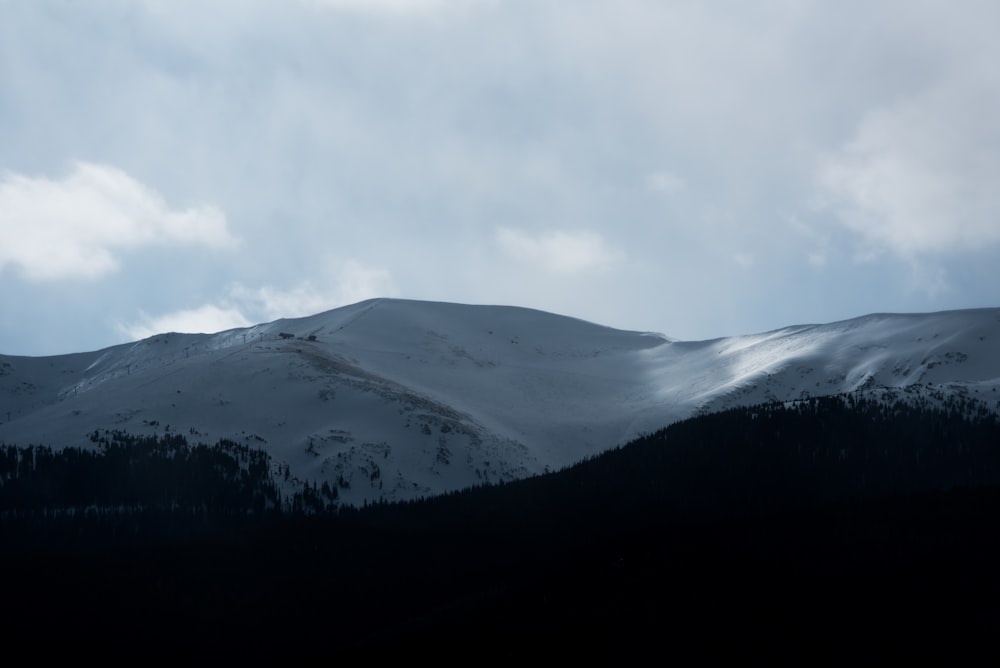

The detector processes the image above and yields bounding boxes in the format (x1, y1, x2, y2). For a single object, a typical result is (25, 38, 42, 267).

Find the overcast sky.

(2, 0, 998, 355)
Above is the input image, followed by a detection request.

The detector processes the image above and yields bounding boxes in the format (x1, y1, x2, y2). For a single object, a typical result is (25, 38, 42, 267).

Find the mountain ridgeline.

(2, 300, 999, 507)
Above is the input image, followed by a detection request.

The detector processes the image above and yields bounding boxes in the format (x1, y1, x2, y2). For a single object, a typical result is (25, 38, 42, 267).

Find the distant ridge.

(2, 300, 998, 505)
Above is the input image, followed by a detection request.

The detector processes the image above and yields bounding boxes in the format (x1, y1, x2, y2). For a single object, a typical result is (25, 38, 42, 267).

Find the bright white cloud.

(230, 259, 398, 320)
(231, 283, 341, 321)
(329, 259, 399, 306)
(117, 259, 397, 342)
(646, 171, 685, 194)
(819, 72, 1000, 257)
(119, 305, 252, 340)
(0, 162, 236, 281)
(496, 227, 623, 276)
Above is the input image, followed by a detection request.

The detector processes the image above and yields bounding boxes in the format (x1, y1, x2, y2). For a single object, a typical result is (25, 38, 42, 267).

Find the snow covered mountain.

(1, 298, 998, 506)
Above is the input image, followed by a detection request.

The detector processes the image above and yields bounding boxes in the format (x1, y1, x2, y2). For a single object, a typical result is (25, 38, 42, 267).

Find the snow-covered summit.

(1, 300, 998, 505)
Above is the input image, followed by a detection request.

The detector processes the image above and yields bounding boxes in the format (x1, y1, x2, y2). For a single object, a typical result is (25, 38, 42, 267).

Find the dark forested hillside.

(2, 394, 999, 662)
(553, 392, 1000, 516)
(0, 430, 334, 550)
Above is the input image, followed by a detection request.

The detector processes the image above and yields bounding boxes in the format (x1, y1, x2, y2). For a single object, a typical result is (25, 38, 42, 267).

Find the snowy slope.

(1, 299, 998, 506)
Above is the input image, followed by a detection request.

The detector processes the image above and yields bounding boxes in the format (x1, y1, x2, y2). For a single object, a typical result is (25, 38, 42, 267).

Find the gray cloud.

(496, 227, 623, 276)
(819, 69, 1000, 256)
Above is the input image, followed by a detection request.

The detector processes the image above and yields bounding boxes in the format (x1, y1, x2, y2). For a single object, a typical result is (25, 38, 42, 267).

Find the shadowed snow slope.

(1, 299, 998, 505)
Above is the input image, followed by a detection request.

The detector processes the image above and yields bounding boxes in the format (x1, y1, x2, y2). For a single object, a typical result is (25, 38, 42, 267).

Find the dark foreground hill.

(2, 394, 999, 663)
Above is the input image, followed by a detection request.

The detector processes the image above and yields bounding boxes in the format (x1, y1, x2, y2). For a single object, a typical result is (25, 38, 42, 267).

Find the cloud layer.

(1, 2, 999, 354)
